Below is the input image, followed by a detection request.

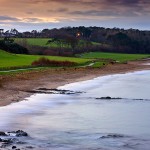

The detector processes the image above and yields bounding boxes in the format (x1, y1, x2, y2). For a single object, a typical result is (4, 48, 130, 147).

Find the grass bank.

(79, 52, 150, 62)
(0, 50, 91, 70)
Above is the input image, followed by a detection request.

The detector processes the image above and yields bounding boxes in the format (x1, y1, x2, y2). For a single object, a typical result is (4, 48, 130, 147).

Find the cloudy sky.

(0, 0, 150, 31)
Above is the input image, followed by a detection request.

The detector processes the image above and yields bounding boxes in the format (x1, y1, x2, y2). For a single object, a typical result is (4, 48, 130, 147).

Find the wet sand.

(0, 60, 150, 107)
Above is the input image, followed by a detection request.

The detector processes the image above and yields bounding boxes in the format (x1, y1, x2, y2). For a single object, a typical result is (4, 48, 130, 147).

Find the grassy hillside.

(80, 52, 150, 62)
(0, 50, 90, 70)
(1, 50, 149, 72)
(15, 38, 57, 47)
(15, 38, 100, 48)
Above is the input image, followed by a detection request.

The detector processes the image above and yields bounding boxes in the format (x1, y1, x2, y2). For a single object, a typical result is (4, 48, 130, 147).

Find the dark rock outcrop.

(96, 96, 122, 100)
(7, 130, 28, 137)
(100, 134, 125, 139)
(0, 132, 7, 136)
(0, 130, 28, 149)
(27, 88, 84, 95)
(12, 145, 17, 149)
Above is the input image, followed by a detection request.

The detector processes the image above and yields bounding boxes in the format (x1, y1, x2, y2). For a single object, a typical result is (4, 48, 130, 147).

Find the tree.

(107, 32, 131, 46)
(47, 34, 79, 55)
(31, 30, 38, 37)
(10, 28, 19, 35)
(0, 37, 28, 54)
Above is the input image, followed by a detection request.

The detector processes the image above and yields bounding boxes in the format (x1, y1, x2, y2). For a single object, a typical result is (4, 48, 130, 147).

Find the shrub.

(28, 45, 73, 56)
(32, 57, 77, 67)
(0, 39, 28, 54)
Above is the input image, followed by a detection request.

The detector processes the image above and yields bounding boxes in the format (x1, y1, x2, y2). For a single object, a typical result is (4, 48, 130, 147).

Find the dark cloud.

(105, 0, 140, 5)
(20, 0, 150, 8)
(0, 16, 20, 21)
(31, 0, 150, 6)
(21, 0, 51, 3)
(0, 16, 46, 23)
(20, 0, 150, 16)
(36, 0, 150, 16)
(70, 10, 139, 17)
(74, 8, 149, 17)
(1, 0, 150, 30)
(47, 8, 69, 13)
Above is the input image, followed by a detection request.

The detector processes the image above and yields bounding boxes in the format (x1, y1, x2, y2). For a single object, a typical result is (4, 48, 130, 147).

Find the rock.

(26, 146, 34, 149)
(134, 98, 145, 101)
(8, 130, 28, 137)
(28, 88, 84, 95)
(96, 96, 111, 100)
(0, 138, 23, 148)
(96, 96, 122, 100)
(0, 130, 28, 149)
(104, 96, 111, 99)
(16, 141, 26, 144)
(100, 134, 125, 139)
(12, 145, 17, 149)
(0, 131, 7, 136)
(1, 138, 17, 144)
(15, 130, 28, 137)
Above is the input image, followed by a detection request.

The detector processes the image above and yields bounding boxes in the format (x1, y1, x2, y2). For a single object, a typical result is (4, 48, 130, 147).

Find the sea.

(0, 69, 150, 150)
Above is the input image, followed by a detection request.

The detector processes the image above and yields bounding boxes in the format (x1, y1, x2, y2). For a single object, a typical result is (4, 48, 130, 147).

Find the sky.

(0, 0, 150, 31)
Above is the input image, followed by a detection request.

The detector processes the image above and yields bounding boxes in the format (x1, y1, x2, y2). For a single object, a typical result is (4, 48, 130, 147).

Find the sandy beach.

(0, 60, 150, 107)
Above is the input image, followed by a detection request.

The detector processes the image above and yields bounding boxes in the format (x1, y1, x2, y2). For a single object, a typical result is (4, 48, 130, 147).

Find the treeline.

(1, 26, 150, 54)
(21, 26, 150, 54)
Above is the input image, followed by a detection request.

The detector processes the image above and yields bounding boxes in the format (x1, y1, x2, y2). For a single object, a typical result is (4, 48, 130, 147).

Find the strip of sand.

(0, 60, 150, 107)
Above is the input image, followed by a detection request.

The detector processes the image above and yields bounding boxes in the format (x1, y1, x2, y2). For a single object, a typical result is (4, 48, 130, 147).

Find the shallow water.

(0, 70, 150, 149)
(143, 63, 150, 65)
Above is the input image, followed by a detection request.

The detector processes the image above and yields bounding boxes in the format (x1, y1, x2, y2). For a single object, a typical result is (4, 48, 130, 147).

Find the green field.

(0, 50, 90, 70)
(80, 52, 150, 62)
(15, 38, 100, 48)
(15, 38, 58, 47)
(1, 49, 149, 73)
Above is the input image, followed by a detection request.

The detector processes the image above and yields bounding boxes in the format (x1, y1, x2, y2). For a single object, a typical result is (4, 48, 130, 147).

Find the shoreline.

(0, 60, 150, 107)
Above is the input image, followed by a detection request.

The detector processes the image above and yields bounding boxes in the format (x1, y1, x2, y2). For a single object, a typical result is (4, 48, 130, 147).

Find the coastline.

(0, 60, 150, 107)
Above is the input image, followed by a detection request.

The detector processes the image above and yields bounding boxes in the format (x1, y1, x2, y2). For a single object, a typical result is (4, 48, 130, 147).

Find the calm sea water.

(0, 70, 150, 149)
